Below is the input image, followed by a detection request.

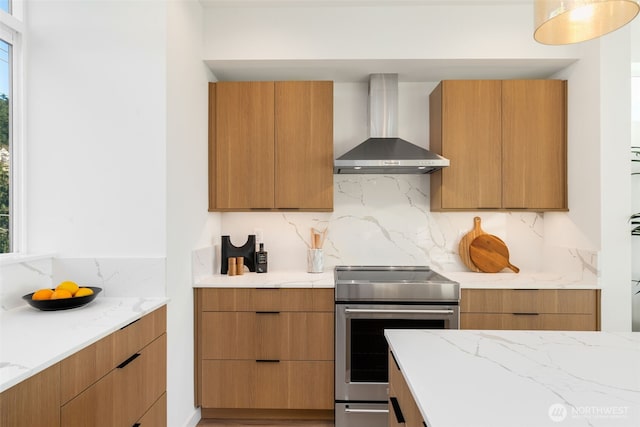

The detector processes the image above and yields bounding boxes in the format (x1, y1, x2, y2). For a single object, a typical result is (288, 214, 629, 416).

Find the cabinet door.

(214, 81, 275, 209)
(430, 80, 502, 210)
(502, 80, 567, 209)
(61, 334, 166, 427)
(201, 360, 333, 410)
(136, 393, 166, 427)
(0, 364, 60, 427)
(275, 81, 333, 210)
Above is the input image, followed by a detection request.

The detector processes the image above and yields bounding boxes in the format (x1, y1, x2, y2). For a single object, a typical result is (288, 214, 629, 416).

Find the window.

(0, 39, 9, 253)
(0, 1, 22, 254)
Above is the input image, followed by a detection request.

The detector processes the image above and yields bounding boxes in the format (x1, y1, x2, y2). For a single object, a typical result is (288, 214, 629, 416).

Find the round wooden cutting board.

(458, 217, 486, 272)
(469, 234, 520, 273)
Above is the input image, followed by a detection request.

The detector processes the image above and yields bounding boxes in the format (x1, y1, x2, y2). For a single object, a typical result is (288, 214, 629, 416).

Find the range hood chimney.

(334, 73, 449, 174)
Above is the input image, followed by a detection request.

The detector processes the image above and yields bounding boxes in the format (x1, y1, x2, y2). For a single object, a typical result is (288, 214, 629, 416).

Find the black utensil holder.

(221, 235, 256, 274)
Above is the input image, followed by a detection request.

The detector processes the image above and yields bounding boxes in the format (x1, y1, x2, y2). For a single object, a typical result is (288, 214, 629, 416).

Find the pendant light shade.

(534, 0, 640, 45)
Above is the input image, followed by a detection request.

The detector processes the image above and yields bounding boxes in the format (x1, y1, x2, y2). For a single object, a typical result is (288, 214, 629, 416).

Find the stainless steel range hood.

(334, 74, 450, 174)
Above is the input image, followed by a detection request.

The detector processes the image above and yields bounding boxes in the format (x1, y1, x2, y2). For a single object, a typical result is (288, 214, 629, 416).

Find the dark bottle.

(256, 243, 268, 273)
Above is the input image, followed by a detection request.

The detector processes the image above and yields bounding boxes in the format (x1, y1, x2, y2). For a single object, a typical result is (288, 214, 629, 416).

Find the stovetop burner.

(334, 265, 460, 303)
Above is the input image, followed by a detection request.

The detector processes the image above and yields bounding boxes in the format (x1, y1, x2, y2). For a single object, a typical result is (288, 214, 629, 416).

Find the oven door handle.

(344, 408, 390, 414)
(344, 308, 455, 315)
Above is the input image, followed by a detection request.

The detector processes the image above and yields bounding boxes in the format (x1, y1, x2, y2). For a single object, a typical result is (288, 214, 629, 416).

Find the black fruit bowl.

(22, 287, 102, 311)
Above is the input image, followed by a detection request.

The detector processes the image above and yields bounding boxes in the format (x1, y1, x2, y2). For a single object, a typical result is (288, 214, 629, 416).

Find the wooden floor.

(197, 420, 334, 427)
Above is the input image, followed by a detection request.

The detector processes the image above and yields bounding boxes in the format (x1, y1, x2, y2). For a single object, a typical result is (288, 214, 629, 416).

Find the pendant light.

(534, 0, 640, 45)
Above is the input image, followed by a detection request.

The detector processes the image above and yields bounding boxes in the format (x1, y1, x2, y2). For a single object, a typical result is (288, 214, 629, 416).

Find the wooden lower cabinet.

(61, 334, 167, 427)
(0, 364, 61, 427)
(0, 306, 167, 427)
(195, 288, 334, 419)
(202, 360, 333, 410)
(460, 289, 600, 331)
(388, 350, 424, 427)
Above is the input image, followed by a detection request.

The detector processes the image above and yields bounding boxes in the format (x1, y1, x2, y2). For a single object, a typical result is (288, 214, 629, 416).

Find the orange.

(56, 281, 79, 295)
(32, 289, 54, 300)
(50, 289, 73, 299)
(74, 287, 94, 298)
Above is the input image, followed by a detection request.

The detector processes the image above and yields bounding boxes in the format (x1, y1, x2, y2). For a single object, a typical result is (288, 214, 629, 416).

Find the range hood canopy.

(334, 73, 449, 175)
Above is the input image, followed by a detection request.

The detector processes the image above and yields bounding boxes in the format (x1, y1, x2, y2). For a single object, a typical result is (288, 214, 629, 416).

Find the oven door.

(335, 302, 459, 402)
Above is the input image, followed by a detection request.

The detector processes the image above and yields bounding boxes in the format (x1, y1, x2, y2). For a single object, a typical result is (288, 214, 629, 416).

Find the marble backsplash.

(0, 257, 166, 311)
(212, 175, 598, 282)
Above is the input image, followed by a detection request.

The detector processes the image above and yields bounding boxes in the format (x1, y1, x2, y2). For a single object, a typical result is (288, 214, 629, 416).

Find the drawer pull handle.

(120, 318, 141, 330)
(117, 353, 141, 369)
(256, 359, 280, 363)
(390, 351, 401, 372)
(256, 311, 280, 314)
(512, 312, 539, 316)
(389, 397, 405, 424)
(132, 424, 141, 427)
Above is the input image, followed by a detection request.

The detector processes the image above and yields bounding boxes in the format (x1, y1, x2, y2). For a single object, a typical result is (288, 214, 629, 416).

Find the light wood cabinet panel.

(460, 289, 600, 331)
(195, 287, 335, 415)
(201, 360, 333, 410)
(200, 288, 330, 312)
(113, 305, 167, 368)
(430, 79, 567, 211)
(275, 81, 333, 210)
(136, 393, 167, 427)
(0, 364, 60, 427)
(202, 311, 334, 361)
(61, 333, 166, 427)
(461, 313, 598, 331)
(430, 80, 502, 210)
(388, 350, 424, 427)
(214, 81, 276, 209)
(209, 81, 333, 212)
(60, 334, 113, 404)
(502, 80, 567, 209)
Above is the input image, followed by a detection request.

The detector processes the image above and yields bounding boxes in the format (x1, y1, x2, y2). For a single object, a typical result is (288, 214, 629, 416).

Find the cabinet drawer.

(61, 334, 167, 427)
(200, 288, 332, 312)
(201, 360, 333, 410)
(202, 311, 334, 361)
(136, 393, 166, 427)
(60, 334, 114, 404)
(461, 313, 598, 331)
(388, 350, 424, 427)
(113, 306, 166, 368)
(461, 289, 597, 314)
(0, 364, 60, 427)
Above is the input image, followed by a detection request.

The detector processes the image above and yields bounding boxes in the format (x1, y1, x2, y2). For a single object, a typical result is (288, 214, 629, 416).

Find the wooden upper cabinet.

(209, 80, 334, 211)
(213, 81, 276, 209)
(502, 80, 567, 209)
(275, 81, 333, 210)
(430, 79, 567, 211)
(430, 80, 502, 210)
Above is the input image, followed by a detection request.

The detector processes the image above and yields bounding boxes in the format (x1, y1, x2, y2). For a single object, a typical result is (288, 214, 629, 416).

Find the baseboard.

(183, 407, 202, 427)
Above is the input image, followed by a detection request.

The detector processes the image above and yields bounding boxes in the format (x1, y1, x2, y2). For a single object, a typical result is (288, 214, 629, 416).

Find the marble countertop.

(194, 270, 598, 290)
(194, 270, 334, 288)
(0, 296, 168, 393)
(385, 329, 640, 427)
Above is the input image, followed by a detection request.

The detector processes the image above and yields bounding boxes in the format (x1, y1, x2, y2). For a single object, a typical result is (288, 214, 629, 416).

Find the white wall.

(26, 0, 167, 257)
(166, 0, 221, 426)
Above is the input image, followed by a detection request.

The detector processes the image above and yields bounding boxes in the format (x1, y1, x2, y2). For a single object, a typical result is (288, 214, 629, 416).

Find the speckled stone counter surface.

(445, 271, 599, 289)
(194, 270, 334, 288)
(193, 270, 598, 290)
(385, 329, 640, 427)
(0, 296, 167, 393)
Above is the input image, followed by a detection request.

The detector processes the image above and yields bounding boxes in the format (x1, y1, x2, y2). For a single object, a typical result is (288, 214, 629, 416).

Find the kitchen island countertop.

(385, 329, 640, 427)
(0, 296, 167, 393)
